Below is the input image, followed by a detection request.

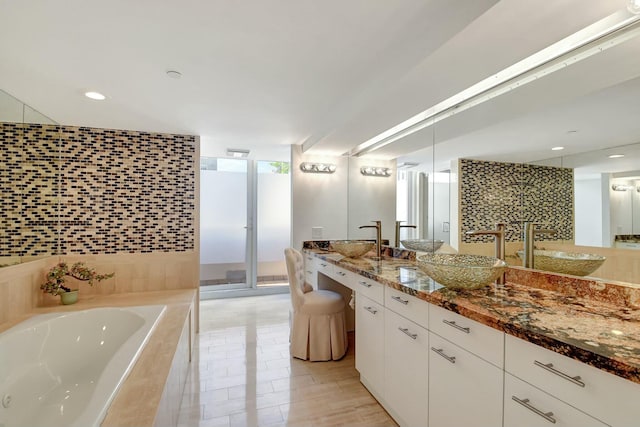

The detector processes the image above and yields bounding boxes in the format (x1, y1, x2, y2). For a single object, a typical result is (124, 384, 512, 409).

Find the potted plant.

(41, 261, 115, 305)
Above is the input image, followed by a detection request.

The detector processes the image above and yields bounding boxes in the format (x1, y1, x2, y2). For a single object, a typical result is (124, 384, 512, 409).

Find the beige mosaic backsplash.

(0, 122, 196, 256)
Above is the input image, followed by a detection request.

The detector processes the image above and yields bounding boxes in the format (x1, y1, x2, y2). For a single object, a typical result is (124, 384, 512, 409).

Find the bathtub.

(0, 305, 166, 427)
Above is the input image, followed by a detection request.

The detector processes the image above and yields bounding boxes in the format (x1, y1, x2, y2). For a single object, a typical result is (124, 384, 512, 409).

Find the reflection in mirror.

(0, 89, 60, 267)
(393, 11, 640, 284)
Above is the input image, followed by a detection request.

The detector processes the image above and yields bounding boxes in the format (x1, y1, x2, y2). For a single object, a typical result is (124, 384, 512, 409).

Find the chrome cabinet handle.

(534, 360, 585, 388)
(336, 271, 346, 276)
(442, 319, 470, 334)
(512, 396, 556, 424)
(364, 306, 378, 315)
(359, 281, 372, 288)
(398, 327, 417, 340)
(320, 263, 327, 267)
(431, 347, 456, 364)
(391, 295, 409, 305)
(306, 270, 313, 274)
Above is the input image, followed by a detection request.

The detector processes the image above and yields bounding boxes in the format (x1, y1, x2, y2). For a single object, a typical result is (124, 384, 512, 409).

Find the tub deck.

(0, 289, 197, 427)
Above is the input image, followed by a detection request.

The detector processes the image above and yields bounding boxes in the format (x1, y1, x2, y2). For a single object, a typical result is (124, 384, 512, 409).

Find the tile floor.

(177, 294, 397, 427)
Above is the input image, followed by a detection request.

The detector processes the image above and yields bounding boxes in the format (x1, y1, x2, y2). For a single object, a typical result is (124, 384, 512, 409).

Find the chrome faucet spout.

(523, 222, 557, 269)
(466, 223, 506, 284)
(359, 220, 382, 259)
(395, 220, 417, 247)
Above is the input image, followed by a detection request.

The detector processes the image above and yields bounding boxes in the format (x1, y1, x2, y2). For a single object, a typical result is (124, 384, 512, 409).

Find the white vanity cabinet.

(505, 334, 640, 427)
(355, 294, 385, 397)
(504, 373, 607, 427)
(428, 332, 503, 427)
(383, 303, 429, 427)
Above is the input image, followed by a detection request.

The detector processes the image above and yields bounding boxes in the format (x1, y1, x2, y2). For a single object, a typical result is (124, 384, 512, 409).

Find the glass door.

(200, 157, 291, 297)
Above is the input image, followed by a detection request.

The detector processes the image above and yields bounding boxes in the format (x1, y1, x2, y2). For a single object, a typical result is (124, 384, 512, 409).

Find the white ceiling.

(0, 0, 633, 163)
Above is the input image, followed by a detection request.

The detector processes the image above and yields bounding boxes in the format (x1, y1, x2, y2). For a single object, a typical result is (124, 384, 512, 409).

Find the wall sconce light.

(226, 148, 250, 158)
(612, 184, 633, 191)
(299, 162, 336, 173)
(361, 166, 392, 177)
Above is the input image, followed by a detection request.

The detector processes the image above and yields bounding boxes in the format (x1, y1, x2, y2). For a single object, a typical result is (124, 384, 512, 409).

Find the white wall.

(347, 157, 396, 243)
(291, 145, 349, 250)
(291, 146, 396, 250)
(574, 177, 603, 247)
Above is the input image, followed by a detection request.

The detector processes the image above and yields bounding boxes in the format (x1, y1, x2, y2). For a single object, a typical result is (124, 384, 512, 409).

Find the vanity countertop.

(305, 248, 640, 384)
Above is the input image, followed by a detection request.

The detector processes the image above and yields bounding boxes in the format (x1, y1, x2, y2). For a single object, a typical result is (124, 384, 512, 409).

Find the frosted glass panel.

(257, 161, 290, 279)
(200, 160, 247, 283)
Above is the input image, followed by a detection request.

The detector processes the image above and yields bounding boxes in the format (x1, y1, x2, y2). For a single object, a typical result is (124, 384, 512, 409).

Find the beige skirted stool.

(284, 248, 348, 361)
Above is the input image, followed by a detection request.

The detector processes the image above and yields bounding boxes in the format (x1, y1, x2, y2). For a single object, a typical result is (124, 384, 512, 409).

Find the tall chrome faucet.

(523, 222, 556, 269)
(466, 222, 506, 284)
(395, 220, 417, 247)
(359, 220, 382, 260)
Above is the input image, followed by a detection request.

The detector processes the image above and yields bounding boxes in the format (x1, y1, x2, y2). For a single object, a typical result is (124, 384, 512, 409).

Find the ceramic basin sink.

(401, 239, 444, 252)
(416, 254, 507, 290)
(330, 240, 375, 258)
(516, 250, 605, 276)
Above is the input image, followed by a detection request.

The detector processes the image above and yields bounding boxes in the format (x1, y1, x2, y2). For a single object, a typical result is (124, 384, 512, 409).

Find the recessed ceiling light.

(226, 148, 250, 158)
(166, 70, 182, 79)
(609, 154, 625, 158)
(566, 130, 578, 134)
(84, 91, 106, 100)
(628, 0, 640, 14)
(551, 146, 564, 151)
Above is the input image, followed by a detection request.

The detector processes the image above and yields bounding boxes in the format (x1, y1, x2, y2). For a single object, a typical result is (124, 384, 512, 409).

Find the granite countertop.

(305, 248, 640, 384)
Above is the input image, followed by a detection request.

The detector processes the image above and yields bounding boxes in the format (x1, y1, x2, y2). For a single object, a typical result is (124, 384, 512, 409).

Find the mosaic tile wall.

(460, 158, 574, 243)
(0, 123, 196, 256)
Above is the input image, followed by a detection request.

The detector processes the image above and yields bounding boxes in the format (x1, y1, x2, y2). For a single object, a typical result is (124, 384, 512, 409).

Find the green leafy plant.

(41, 262, 115, 295)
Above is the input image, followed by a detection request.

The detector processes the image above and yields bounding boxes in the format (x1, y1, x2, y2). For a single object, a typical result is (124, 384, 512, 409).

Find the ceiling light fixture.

(84, 91, 106, 100)
(166, 70, 182, 79)
(609, 154, 625, 158)
(551, 146, 565, 151)
(361, 166, 392, 177)
(629, 0, 640, 14)
(226, 148, 250, 158)
(299, 162, 336, 174)
(349, 10, 640, 156)
(397, 162, 420, 169)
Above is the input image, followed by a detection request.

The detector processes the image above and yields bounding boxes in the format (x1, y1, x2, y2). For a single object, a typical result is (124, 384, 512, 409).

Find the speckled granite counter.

(304, 247, 640, 384)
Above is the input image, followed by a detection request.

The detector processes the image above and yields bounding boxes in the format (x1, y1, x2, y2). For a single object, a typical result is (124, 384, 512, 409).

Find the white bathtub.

(0, 305, 166, 427)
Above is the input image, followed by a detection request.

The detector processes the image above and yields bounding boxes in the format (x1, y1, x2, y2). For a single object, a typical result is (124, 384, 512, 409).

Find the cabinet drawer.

(314, 257, 334, 278)
(505, 334, 640, 427)
(505, 373, 607, 427)
(429, 303, 503, 368)
(328, 265, 350, 286)
(352, 274, 384, 305)
(385, 286, 429, 329)
(428, 332, 503, 427)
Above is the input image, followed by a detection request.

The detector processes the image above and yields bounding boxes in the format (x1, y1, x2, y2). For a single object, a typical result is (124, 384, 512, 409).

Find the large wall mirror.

(0, 89, 60, 266)
(393, 14, 640, 285)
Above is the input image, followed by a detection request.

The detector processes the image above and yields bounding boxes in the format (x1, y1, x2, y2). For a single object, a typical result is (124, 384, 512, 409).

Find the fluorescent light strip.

(350, 10, 640, 156)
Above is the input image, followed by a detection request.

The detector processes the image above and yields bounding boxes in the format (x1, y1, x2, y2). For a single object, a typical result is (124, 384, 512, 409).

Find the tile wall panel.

(0, 123, 195, 256)
(460, 158, 573, 243)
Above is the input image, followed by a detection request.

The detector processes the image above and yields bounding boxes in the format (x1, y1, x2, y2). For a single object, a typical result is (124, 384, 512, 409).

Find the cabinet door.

(428, 332, 503, 427)
(505, 373, 608, 427)
(355, 294, 385, 396)
(384, 308, 429, 427)
(304, 253, 317, 289)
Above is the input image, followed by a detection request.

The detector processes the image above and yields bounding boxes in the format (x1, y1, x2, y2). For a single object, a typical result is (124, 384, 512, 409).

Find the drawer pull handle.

(512, 396, 556, 424)
(398, 327, 417, 340)
(391, 295, 409, 305)
(431, 347, 456, 364)
(337, 271, 346, 276)
(534, 360, 585, 388)
(359, 281, 372, 288)
(364, 306, 378, 315)
(306, 270, 313, 274)
(442, 319, 470, 334)
(320, 263, 327, 267)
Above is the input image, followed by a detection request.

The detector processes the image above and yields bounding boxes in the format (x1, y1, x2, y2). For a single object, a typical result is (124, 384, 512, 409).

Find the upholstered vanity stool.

(284, 248, 348, 361)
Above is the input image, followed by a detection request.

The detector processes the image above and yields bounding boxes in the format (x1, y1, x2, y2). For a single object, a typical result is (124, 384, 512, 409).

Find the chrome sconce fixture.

(360, 166, 392, 177)
(612, 184, 633, 191)
(226, 148, 250, 158)
(299, 162, 336, 174)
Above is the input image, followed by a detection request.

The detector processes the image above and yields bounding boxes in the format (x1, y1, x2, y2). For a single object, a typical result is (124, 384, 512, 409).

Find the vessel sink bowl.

(330, 240, 375, 258)
(516, 250, 605, 276)
(417, 254, 507, 290)
(401, 239, 444, 252)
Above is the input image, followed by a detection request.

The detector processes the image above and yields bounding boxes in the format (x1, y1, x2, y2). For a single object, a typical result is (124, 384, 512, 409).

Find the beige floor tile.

(177, 294, 397, 427)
